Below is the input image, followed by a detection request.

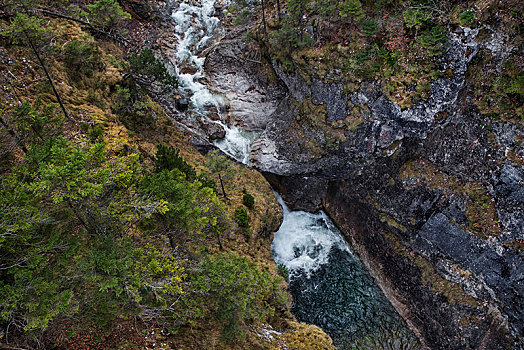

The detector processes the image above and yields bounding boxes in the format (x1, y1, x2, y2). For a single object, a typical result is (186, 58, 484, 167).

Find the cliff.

(212, 1, 524, 348)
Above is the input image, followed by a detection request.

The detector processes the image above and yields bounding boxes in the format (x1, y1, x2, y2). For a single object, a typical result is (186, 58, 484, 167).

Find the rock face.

(205, 39, 286, 132)
(246, 26, 524, 349)
(199, 118, 226, 140)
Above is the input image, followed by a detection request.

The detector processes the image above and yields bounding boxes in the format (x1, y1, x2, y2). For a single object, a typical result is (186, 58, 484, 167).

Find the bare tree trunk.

(218, 172, 227, 199)
(5, 76, 45, 142)
(349, 17, 353, 42)
(276, 0, 281, 21)
(68, 201, 90, 232)
(216, 231, 223, 250)
(24, 32, 71, 122)
(34, 8, 131, 45)
(328, 15, 332, 42)
(0, 115, 28, 154)
(167, 232, 176, 250)
(261, 0, 268, 42)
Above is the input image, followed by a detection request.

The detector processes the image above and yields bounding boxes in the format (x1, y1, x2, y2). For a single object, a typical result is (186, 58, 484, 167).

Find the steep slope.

(213, 0, 524, 348)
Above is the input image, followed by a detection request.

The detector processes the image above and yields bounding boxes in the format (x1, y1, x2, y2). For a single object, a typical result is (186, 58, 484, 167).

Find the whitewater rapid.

(271, 193, 352, 278)
(171, 0, 255, 164)
(171, 1, 419, 348)
(271, 193, 420, 349)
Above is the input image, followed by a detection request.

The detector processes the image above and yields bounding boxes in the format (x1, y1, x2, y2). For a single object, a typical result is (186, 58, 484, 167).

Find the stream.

(272, 195, 420, 349)
(171, 0, 256, 164)
(170, 0, 420, 348)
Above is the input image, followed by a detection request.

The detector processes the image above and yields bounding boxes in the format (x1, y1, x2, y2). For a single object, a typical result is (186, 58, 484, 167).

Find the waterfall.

(271, 192, 420, 349)
(171, 0, 255, 164)
(171, 1, 420, 348)
(272, 192, 352, 278)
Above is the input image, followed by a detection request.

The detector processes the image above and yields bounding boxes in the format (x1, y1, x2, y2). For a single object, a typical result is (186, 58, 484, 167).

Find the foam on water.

(214, 123, 259, 164)
(271, 194, 351, 278)
(271, 193, 420, 349)
(171, 0, 254, 164)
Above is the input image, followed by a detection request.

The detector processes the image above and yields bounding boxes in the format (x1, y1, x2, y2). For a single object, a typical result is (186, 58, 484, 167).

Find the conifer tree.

(338, 0, 364, 41)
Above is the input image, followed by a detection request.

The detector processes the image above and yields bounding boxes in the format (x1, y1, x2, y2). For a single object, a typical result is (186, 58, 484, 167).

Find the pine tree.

(86, 0, 131, 33)
(362, 18, 379, 37)
(338, 0, 364, 41)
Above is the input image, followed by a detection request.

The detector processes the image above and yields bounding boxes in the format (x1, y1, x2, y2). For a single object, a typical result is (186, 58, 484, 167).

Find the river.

(170, 0, 420, 348)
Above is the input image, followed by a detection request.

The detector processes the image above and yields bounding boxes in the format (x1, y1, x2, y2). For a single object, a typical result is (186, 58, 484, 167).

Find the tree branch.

(32, 8, 132, 46)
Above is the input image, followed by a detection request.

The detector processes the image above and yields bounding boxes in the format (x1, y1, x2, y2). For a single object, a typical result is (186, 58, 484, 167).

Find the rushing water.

(172, 0, 420, 347)
(272, 195, 420, 349)
(171, 0, 256, 164)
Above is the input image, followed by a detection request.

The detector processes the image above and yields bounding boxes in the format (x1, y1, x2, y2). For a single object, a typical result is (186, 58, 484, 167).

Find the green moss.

(380, 213, 407, 233)
(414, 256, 480, 307)
(399, 159, 500, 239)
(382, 230, 409, 257)
(292, 97, 347, 152)
(466, 50, 524, 122)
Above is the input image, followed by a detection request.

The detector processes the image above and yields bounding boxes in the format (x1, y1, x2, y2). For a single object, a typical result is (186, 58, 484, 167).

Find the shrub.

(277, 264, 289, 280)
(362, 18, 379, 37)
(154, 145, 196, 181)
(63, 40, 103, 81)
(418, 26, 447, 56)
(459, 9, 475, 26)
(198, 173, 218, 193)
(189, 253, 287, 341)
(129, 48, 178, 89)
(402, 8, 432, 32)
(87, 0, 131, 31)
(242, 193, 254, 209)
(242, 227, 253, 238)
(88, 124, 104, 141)
(235, 207, 249, 227)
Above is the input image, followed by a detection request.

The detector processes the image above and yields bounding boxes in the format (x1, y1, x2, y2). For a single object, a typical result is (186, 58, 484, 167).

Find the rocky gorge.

(152, 0, 523, 348)
(5, 0, 521, 348)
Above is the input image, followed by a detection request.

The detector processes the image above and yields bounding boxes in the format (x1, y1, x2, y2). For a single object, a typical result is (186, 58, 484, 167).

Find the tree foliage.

(205, 150, 236, 199)
(189, 253, 287, 341)
(338, 0, 364, 23)
(63, 39, 104, 81)
(417, 25, 447, 56)
(0, 139, 172, 335)
(362, 18, 379, 37)
(2, 13, 50, 47)
(402, 8, 433, 32)
(154, 144, 196, 180)
(86, 0, 131, 32)
(0, 3, 290, 348)
(129, 48, 178, 89)
(242, 193, 255, 209)
(235, 207, 249, 227)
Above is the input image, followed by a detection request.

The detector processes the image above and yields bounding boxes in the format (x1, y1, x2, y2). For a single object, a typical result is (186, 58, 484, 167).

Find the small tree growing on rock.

(87, 0, 131, 33)
(338, 0, 364, 41)
(205, 150, 235, 200)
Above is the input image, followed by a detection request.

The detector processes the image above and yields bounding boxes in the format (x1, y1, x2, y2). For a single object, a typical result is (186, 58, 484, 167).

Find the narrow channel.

(271, 194, 420, 349)
(170, 1, 420, 348)
(171, 0, 256, 164)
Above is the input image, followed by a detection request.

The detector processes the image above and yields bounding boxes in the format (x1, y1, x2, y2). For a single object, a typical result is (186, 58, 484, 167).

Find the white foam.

(271, 194, 351, 279)
(171, 0, 254, 164)
(214, 124, 258, 164)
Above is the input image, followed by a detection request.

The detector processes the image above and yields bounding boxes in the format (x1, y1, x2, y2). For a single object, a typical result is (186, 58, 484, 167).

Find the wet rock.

(199, 118, 225, 140)
(250, 26, 523, 348)
(190, 135, 215, 155)
(205, 40, 286, 131)
(174, 95, 190, 112)
(311, 79, 348, 122)
(128, 0, 154, 20)
(414, 213, 524, 340)
(494, 163, 524, 203)
(264, 173, 328, 212)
